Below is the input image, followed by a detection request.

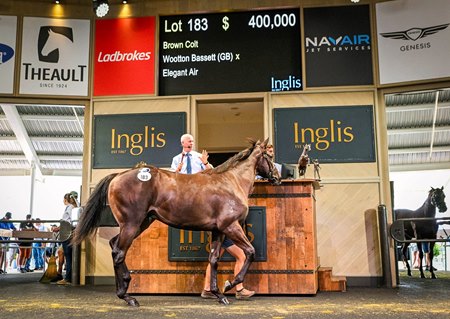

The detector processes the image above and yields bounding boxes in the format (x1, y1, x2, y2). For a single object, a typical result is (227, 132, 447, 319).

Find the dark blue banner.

(93, 112, 186, 168)
(168, 206, 267, 262)
(304, 5, 373, 87)
(274, 105, 375, 163)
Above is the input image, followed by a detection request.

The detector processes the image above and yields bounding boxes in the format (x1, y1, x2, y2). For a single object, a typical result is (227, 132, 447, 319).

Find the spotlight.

(122, 0, 128, 3)
(55, 0, 60, 3)
(93, 0, 109, 18)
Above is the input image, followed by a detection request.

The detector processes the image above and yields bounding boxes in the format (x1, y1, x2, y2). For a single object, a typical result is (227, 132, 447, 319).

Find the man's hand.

(201, 150, 209, 165)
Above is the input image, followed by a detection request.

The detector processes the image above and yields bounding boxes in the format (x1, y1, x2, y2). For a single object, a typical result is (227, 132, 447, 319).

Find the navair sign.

(94, 17, 156, 96)
(0, 15, 17, 94)
(19, 17, 90, 96)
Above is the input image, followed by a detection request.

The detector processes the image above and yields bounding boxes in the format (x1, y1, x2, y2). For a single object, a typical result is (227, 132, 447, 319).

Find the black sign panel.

(274, 106, 375, 163)
(304, 5, 373, 87)
(159, 8, 302, 95)
(168, 206, 267, 262)
(93, 112, 186, 168)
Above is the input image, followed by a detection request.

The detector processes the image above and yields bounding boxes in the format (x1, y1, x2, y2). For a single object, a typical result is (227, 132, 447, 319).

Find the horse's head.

(430, 186, 447, 213)
(255, 138, 281, 185)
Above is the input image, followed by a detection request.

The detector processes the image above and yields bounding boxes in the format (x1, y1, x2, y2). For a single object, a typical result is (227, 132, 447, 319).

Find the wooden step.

(318, 267, 346, 292)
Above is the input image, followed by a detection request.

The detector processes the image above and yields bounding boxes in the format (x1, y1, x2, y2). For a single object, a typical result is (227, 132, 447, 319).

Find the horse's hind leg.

(208, 231, 229, 305)
(401, 243, 412, 276)
(110, 219, 153, 306)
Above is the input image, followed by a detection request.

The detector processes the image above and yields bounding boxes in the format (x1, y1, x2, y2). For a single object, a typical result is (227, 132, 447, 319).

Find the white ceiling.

(0, 104, 84, 177)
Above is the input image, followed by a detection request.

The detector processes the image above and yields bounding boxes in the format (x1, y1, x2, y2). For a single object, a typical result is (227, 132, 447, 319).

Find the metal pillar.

(378, 204, 393, 288)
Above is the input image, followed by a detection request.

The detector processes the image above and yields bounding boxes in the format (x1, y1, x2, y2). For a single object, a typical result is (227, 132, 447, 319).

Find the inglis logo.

(380, 23, 449, 41)
(0, 43, 14, 65)
(271, 75, 302, 92)
(38, 26, 74, 63)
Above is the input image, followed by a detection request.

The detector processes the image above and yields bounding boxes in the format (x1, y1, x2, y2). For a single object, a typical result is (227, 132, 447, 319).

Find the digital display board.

(159, 8, 302, 95)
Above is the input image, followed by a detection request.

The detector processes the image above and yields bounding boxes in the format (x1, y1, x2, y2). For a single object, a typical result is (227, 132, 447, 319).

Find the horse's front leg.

(417, 243, 426, 279)
(222, 222, 255, 293)
(208, 232, 229, 305)
(429, 242, 437, 279)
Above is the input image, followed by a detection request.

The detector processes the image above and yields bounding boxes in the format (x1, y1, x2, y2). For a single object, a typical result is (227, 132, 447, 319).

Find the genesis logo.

(380, 23, 449, 41)
(38, 26, 74, 63)
(0, 43, 14, 65)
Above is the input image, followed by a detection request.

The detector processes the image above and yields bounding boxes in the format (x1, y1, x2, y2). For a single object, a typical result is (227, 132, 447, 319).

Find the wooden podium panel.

(127, 179, 319, 295)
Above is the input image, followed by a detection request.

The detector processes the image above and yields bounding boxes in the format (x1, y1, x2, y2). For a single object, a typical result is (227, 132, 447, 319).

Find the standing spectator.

(0, 212, 17, 274)
(18, 214, 36, 273)
(56, 192, 78, 285)
(32, 218, 46, 271)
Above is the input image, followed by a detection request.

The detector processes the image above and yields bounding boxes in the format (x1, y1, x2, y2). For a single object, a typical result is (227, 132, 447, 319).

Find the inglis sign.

(274, 105, 375, 163)
(19, 17, 90, 96)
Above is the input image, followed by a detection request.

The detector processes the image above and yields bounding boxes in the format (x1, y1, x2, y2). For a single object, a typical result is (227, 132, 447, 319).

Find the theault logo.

(38, 26, 74, 63)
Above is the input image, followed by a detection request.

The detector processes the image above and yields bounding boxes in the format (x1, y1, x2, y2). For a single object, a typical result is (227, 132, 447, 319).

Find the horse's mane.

(130, 139, 259, 174)
(205, 139, 258, 174)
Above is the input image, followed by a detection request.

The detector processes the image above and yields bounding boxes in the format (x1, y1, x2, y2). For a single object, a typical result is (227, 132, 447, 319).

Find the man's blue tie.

(186, 153, 192, 174)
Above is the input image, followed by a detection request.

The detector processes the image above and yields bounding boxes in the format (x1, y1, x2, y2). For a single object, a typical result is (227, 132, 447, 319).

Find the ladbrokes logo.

(0, 43, 14, 65)
(38, 26, 74, 63)
(380, 23, 449, 52)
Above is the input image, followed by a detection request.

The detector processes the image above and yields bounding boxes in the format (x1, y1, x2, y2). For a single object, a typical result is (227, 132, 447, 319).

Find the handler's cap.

(5, 212, 12, 218)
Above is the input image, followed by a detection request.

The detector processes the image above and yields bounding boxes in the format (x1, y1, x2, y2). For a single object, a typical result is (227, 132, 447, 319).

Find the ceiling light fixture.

(122, 0, 128, 3)
(93, 0, 109, 18)
(351, 0, 360, 3)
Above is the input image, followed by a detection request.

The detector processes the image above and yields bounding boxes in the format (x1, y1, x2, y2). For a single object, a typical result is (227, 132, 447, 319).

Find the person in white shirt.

(171, 133, 255, 300)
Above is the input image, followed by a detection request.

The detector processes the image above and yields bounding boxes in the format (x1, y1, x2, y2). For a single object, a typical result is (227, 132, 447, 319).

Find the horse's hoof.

(218, 297, 230, 305)
(126, 299, 140, 307)
(223, 280, 232, 292)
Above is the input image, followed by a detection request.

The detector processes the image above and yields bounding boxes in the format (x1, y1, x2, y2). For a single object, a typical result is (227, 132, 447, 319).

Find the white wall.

(0, 175, 82, 222)
(390, 169, 450, 219)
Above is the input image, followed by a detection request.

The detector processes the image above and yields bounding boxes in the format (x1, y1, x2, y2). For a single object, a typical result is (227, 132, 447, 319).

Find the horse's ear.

(441, 186, 444, 190)
(261, 138, 269, 147)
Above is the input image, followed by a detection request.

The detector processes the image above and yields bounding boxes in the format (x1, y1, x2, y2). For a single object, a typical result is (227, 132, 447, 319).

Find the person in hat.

(0, 212, 17, 274)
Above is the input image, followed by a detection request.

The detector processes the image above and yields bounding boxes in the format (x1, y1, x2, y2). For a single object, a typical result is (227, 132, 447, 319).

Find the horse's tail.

(72, 173, 118, 245)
